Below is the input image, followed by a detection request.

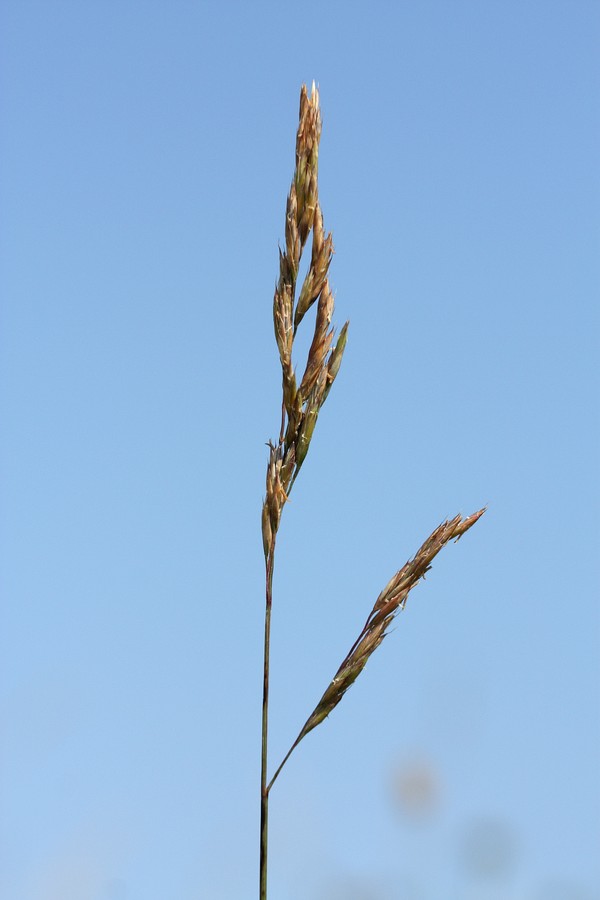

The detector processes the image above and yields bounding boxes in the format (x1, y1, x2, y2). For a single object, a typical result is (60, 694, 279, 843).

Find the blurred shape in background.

(459, 816, 518, 882)
(389, 753, 440, 821)
(533, 880, 597, 900)
(318, 876, 386, 900)
(103, 877, 128, 899)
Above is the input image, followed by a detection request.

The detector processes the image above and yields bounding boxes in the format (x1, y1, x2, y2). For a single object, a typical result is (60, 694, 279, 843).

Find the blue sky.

(1, 2, 598, 899)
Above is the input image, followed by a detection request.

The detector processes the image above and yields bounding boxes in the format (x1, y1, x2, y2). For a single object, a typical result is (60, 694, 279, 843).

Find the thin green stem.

(267, 732, 302, 793)
(260, 542, 276, 900)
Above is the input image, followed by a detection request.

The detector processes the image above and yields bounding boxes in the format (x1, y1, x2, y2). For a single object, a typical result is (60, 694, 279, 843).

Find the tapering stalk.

(260, 545, 275, 900)
(267, 733, 301, 794)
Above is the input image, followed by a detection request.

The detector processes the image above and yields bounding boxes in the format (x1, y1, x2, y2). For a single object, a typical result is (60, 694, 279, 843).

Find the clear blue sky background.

(1, 3, 598, 899)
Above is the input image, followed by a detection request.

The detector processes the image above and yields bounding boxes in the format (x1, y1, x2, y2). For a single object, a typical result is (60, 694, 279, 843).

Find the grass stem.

(260, 545, 275, 900)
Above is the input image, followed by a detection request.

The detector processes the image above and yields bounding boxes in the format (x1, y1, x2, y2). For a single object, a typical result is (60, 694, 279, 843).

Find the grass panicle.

(259, 83, 485, 900)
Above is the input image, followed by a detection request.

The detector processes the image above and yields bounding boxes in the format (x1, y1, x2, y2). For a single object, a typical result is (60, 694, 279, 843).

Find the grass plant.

(259, 83, 484, 900)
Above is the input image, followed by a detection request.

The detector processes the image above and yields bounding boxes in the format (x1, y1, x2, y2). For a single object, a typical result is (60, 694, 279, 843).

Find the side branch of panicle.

(287, 509, 486, 750)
